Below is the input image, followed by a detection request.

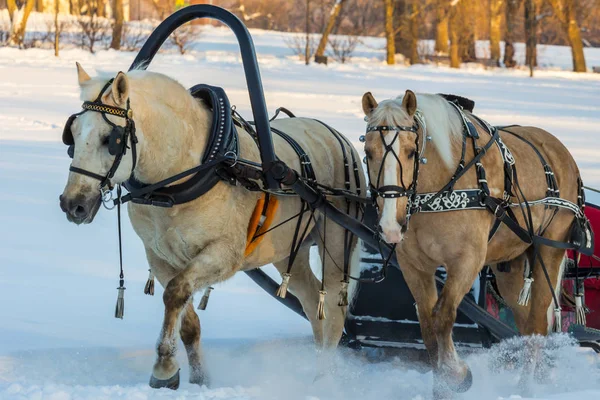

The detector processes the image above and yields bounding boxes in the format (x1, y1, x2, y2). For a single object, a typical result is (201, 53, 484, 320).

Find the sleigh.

(125, 5, 600, 355)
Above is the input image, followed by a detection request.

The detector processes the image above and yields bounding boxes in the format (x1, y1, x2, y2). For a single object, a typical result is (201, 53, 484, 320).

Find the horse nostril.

(72, 204, 88, 218)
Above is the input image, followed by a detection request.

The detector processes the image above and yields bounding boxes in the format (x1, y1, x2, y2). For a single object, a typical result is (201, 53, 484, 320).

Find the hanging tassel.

(115, 286, 125, 319)
(317, 290, 327, 320)
(276, 273, 292, 299)
(338, 281, 349, 307)
(553, 308, 562, 332)
(197, 287, 213, 311)
(144, 269, 155, 296)
(575, 295, 587, 326)
(517, 277, 534, 306)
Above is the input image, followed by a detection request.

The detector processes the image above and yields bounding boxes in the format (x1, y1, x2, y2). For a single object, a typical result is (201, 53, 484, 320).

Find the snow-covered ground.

(1, 25, 600, 399)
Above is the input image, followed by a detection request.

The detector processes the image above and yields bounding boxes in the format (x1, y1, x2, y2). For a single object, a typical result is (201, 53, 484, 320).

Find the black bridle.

(364, 117, 423, 226)
(63, 79, 138, 196)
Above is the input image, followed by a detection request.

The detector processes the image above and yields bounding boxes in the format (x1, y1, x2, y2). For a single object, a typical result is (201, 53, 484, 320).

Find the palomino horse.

(59, 63, 364, 389)
(361, 91, 587, 393)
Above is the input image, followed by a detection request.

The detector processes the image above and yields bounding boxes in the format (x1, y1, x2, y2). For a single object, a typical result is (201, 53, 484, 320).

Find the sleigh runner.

(58, 4, 600, 395)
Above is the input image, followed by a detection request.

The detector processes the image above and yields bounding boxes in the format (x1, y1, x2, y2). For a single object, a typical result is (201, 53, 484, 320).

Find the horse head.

(362, 90, 419, 244)
(59, 63, 136, 224)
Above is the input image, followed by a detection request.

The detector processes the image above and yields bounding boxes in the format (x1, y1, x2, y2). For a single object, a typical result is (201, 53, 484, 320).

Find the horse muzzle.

(59, 193, 102, 225)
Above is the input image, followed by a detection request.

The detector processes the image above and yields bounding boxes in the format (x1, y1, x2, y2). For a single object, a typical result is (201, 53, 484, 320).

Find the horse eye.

(365, 149, 372, 160)
(101, 136, 110, 146)
(408, 150, 416, 159)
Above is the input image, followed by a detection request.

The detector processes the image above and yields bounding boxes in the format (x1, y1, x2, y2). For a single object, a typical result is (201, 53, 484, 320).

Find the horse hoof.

(452, 366, 473, 393)
(149, 369, 180, 390)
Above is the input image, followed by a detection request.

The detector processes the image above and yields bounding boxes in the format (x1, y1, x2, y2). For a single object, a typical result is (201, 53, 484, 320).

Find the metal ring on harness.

(224, 150, 238, 167)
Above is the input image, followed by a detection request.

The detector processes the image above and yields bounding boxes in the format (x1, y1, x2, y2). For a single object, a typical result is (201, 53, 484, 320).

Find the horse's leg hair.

(180, 302, 208, 385)
(400, 264, 439, 366)
(152, 241, 240, 382)
(433, 250, 485, 389)
(273, 247, 325, 347)
(491, 253, 532, 334)
(524, 246, 566, 335)
(311, 215, 352, 351)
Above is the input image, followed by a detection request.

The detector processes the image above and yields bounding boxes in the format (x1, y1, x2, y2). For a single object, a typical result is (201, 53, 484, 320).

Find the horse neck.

(417, 128, 459, 192)
(133, 94, 212, 184)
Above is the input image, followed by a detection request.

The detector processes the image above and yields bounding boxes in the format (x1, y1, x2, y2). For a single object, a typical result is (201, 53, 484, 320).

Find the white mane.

(370, 93, 463, 169)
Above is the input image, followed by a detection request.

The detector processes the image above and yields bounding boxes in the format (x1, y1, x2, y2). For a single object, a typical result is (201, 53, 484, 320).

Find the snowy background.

(1, 26, 600, 399)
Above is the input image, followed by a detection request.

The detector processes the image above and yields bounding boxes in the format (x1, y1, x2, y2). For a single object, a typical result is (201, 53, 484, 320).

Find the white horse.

(59, 63, 364, 389)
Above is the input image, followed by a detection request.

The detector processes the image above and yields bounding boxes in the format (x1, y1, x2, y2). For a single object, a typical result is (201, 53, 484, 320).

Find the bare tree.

(169, 24, 200, 55)
(110, 0, 123, 50)
(384, 0, 395, 64)
(7, 0, 36, 46)
(406, 0, 421, 64)
(547, 0, 586, 72)
(490, 0, 504, 66)
(305, 0, 311, 65)
(434, 0, 449, 55)
(77, 8, 111, 53)
(448, 0, 461, 68)
(328, 35, 359, 63)
(524, 0, 538, 75)
(458, 0, 476, 62)
(314, 0, 347, 64)
(504, 0, 520, 68)
(54, 0, 59, 56)
(121, 22, 151, 51)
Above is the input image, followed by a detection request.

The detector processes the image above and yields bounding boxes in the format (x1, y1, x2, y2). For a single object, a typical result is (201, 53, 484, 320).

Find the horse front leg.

(432, 252, 484, 395)
(180, 301, 209, 386)
(150, 243, 240, 390)
(399, 262, 439, 367)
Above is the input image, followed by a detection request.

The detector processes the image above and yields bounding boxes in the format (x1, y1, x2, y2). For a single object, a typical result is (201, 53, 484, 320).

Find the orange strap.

(245, 194, 279, 257)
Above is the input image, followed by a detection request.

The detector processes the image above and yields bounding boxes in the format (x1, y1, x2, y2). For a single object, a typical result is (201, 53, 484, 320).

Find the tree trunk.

(393, 0, 408, 58)
(314, 0, 346, 62)
(7, 0, 16, 23)
(448, 0, 460, 68)
(97, 0, 105, 17)
(35, 0, 44, 12)
(567, 18, 586, 72)
(54, 0, 60, 56)
(384, 0, 395, 65)
(110, 0, 123, 50)
(71, 0, 81, 15)
(548, 0, 586, 72)
(407, 2, 419, 64)
(503, 0, 519, 68)
(459, 0, 476, 62)
(524, 0, 537, 72)
(305, 0, 310, 65)
(489, 0, 503, 66)
(434, 0, 449, 55)
(9, 0, 35, 46)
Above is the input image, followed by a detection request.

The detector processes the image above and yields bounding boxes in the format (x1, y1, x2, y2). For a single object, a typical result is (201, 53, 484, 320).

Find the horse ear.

(362, 92, 378, 116)
(402, 90, 417, 117)
(111, 72, 129, 106)
(76, 62, 91, 86)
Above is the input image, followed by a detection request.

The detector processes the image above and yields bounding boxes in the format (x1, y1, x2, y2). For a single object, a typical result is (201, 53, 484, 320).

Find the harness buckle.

(494, 203, 506, 219)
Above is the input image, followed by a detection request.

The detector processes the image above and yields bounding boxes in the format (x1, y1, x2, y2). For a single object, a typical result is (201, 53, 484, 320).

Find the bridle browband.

(64, 79, 138, 195)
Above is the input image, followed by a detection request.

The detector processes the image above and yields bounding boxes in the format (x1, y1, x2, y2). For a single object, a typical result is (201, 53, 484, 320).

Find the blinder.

(63, 110, 129, 159)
